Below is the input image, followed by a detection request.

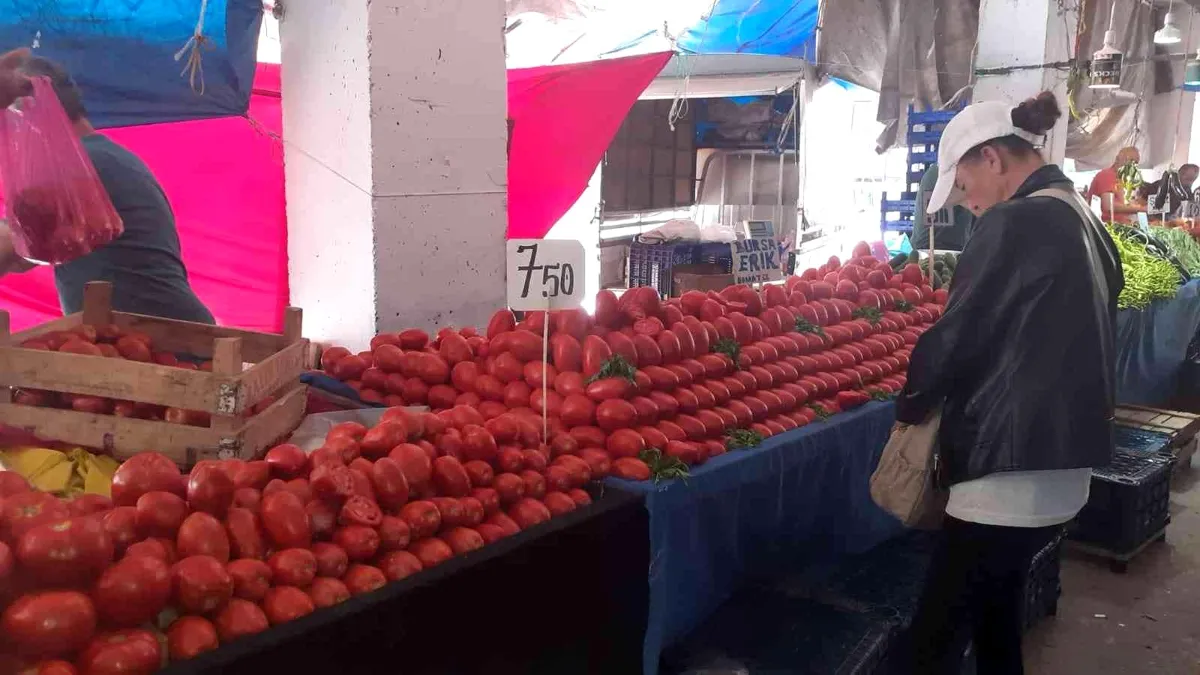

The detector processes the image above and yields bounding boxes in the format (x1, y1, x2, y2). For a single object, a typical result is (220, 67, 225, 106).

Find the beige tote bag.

(870, 408, 947, 530)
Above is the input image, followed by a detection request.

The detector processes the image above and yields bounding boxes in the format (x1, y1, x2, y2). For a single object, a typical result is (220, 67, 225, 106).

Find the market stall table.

(608, 401, 904, 675)
(161, 487, 648, 675)
(1116, 279, 1200, 405)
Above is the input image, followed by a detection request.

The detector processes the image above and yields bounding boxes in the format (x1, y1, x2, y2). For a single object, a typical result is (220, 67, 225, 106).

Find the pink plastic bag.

(0, 76, 122, 264)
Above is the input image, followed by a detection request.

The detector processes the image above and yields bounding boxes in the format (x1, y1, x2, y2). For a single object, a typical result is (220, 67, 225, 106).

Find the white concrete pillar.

(281, 0, 508, 350)
(973, 0, 1076, 164)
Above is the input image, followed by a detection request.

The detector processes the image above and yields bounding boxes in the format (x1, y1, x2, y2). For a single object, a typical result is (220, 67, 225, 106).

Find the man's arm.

(0, 222, 36, 277)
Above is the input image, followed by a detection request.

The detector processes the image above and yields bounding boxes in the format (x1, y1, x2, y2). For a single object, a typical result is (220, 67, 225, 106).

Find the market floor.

(1024, 451, 1200, 674)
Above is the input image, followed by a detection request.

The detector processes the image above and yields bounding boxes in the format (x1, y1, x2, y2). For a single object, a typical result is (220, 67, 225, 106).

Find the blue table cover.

(608, 401, 904, 675)
(1115, 279, 1200, 405)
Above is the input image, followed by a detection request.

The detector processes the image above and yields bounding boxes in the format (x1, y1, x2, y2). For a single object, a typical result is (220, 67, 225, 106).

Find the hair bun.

(1011, 91, 1062, 135)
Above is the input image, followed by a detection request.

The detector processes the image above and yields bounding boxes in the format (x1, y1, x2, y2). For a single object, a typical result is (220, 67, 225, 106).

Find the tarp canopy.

(0, 0, 263, 128)
(505, 0, 818, 67)
(0, 55, 668, 329)
(509, 51, 672, 238)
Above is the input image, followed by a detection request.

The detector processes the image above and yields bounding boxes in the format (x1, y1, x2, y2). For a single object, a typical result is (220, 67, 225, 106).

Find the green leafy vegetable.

(1116, 160, 1144, 203)
(794, 318, 826, 336)
(587, 354, 637, 384)
(894, 300, 914, 312)
(725, 429, 764, 450)
(1150, 226, 1200, 276)
(810, 405, 831, 421)
(638, 448, 689, 484)
(852, 306, 883, 325)
(711, 338, 742, 370)
(1106, 225, 1182, 310)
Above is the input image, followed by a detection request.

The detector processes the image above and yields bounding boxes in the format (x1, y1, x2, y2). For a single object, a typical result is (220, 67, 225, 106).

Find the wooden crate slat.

(237, 384, 308, 460)
(8, 313, 83, 345)
(0, 401, 221, 464)
(112, 312, 287, 362)
(0, 347, 222, 411)
(233, 339, 306, 414)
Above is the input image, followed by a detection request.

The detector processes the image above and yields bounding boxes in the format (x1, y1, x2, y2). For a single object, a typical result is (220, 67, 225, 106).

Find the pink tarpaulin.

(508, 52, 671, 239)
(0, 55, 668, 332)
(0, 64, 286, 332)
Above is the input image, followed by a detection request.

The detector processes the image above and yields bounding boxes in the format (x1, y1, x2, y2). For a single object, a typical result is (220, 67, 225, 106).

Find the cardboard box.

(672, 264, 734, 296)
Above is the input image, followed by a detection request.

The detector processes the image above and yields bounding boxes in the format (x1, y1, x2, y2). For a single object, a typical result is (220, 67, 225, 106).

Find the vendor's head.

(1115, 146, 1141, 168)
(17, 56, 87, 126)
(1181, 164, 1199, 188)
(927, 91, 1062, 218)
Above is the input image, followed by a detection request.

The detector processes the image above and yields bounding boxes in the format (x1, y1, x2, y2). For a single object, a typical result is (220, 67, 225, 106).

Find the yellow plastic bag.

(0, 446, 119, 497)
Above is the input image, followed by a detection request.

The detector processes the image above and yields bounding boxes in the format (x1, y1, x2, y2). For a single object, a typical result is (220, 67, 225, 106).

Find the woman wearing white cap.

(894, 92, 1124, 673)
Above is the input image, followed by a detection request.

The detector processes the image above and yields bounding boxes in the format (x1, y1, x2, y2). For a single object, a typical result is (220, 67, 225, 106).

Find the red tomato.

(0, 471, 31, 499)
(98, 507, 138, 557)
(18, 517, 113, 586)
(2, 591, 96, 658)
(389, 443, 435, 489)
(166, 616, 219, 661)
(262, 586, 315, 626)
(266, 548, 317, 588)
(226, 558, 272, 602)
(342, 564, 387, 595)
(338, 495, 383, 529)
(378, 551, 424, 582)
(63, 494, 112, 518)
(409, 538, 455, 569)
(133, 491, 187, 539)
(122, 538, 175, 564)
(462, 460, 494, 488)
(333, 525, 381, 562)
(431, 456, 472, 498)
(175, 512, 230, 563)
(595, 399, 637, 433)
(307, 577, 351, 608)
(485, 512, 522, 537)
(605, 429, 646, 459)
(186, 463, 234, 518)
(76, 629, 161, 675)
(471, 488, 501, 515)
(109, 453, 183, 507)
(232, 461, 271, 491)
(441, 527, 484, 556)
(260, 491, 311, 549)
(213, 598, 269, 642)
(223, 507, 265, 561)
(519, 470, 546, 500)
(543, 491, 577, 517)
(509, 498, 552, 529)
(92, 555, 171, 627)
(2, 492, 70, 542)
(577, 448, 613, 478)
(492, 473, 526, 506)
(264, 443, 308, 479)
(172, 555, 233, 614)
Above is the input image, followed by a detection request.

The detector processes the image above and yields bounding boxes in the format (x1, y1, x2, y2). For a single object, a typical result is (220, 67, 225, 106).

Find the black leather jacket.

(895, 165, 1125, 486)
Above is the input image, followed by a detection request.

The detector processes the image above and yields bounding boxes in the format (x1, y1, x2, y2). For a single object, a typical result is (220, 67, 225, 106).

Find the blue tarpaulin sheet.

(1115, 279, 1200, 405)
(674, 0, 819, 58)
(608, 401, 904, 675)
(0, 0, 263, 128)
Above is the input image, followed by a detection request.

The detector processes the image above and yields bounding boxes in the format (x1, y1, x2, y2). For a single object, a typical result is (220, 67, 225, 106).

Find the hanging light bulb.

(1090, 3, 1122, 89)
(1155, 1, 1182, 45)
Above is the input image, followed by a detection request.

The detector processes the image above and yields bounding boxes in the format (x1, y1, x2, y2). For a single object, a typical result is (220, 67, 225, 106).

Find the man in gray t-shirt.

(0, 55, 213, 324)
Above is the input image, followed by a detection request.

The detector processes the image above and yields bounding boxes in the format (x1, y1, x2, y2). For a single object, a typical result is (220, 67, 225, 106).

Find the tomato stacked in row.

(0, 405, 593, 674)
(313, 241, 946, 480)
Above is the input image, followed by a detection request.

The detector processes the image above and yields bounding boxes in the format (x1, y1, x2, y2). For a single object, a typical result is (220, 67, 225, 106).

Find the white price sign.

(506, 239, 585, 311)
(730, 237, 783, 285)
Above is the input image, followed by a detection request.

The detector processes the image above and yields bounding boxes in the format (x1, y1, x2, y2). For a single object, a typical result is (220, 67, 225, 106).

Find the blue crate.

(628, 241, 737, 298)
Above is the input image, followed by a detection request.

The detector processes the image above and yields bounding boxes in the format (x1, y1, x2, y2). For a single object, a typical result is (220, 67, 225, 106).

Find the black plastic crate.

(808, 531, 937, 628)
(660, 587, 892, 675)
(1114, 425, 1173, 456)
(1070, 449, 1173, 555)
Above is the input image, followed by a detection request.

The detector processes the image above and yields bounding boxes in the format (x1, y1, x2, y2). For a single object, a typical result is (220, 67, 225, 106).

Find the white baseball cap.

(926, 101, 1041, 214)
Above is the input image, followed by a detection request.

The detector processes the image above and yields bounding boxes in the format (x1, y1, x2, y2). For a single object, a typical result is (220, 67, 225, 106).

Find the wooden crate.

(0, 282, 309, 467)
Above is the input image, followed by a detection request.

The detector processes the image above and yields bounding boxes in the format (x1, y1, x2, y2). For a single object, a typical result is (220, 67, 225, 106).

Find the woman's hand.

(890, 421, 911, 435)
(0, 48, 31, 109)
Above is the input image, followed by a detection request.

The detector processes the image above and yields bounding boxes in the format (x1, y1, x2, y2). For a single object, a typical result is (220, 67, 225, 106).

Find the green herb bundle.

(1150, 226, 1200, 276)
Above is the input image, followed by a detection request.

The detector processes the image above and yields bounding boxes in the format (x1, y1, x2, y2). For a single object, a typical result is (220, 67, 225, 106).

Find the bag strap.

(1029, 187, 1108, 294)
